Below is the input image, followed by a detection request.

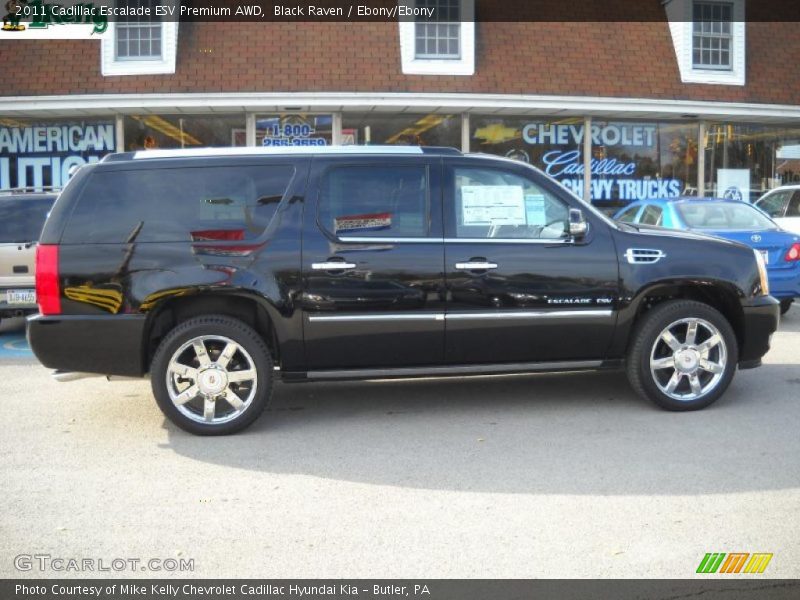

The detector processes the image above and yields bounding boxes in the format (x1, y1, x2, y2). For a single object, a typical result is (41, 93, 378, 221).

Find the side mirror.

(569, 208, 588, 239)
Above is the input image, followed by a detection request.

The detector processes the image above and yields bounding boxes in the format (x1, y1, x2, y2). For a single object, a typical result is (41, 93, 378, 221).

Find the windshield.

(676, 202, 776, 231)
(0, 196, 55, 243)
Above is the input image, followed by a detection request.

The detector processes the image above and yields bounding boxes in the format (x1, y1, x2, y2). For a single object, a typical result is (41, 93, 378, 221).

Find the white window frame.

(666, 0, 745, 86)
(398, 0, 475, 76)
(101, 2, 178, 76)
(691, 1, 734, 71)
(414, 0, 461, 59)
(115, 20, 164, 62)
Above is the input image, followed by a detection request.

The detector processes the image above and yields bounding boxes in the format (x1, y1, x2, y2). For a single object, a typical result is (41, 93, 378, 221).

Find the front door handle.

(311, 260, 356, 271)
(455, 261, 498, 271)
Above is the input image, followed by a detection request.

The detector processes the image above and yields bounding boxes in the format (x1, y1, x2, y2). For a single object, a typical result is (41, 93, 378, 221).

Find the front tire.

(626, 300, 738, 411)
(151, 315, 274, 435)
(780, 299, 793, 315)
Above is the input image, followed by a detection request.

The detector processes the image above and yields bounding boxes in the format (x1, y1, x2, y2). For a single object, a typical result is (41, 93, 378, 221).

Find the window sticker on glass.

(461, 186, 526, 226)
(524, 194, 547, 226)
(335, 212, 393, 235)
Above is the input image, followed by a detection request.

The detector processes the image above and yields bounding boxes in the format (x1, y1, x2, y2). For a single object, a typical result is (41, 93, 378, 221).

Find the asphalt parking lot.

(1, 310, 799, 579)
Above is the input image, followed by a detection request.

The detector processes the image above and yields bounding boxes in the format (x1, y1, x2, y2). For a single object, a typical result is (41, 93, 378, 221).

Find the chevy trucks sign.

(522, 122, 682, 201)
(472, 119, 693, 205)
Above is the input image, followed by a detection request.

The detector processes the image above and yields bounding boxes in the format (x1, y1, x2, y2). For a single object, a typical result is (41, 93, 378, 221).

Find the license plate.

(759, 250, 769, 265)
(6, 289, 36, 305)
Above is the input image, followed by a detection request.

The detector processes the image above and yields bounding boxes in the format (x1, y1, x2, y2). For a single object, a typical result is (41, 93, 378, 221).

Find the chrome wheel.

(166, 335, 258, 425)
(649, 317, 727, 402)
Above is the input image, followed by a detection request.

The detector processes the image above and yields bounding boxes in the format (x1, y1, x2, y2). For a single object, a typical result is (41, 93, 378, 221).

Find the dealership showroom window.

(3, 115, 799, 211)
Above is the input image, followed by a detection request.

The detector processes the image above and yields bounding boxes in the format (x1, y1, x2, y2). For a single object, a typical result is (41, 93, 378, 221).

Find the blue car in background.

(614, 197, 800, 315)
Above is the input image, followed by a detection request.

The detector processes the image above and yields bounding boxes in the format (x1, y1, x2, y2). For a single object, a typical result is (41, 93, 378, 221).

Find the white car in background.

(755, 185, 800, 234)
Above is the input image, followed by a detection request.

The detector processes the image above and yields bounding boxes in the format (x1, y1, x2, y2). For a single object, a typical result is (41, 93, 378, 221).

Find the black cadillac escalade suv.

(28, 146, 780, 435)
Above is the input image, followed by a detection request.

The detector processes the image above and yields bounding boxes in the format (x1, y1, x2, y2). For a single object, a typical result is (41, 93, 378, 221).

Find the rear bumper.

(738, 296, 780, 367)
(27, 314, 147, 377)
(767, 268, 800, 298)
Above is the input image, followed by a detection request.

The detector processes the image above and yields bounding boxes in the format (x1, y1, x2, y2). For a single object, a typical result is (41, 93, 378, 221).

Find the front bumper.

(738, 295, 780, 368)
(27, 314, 147, 377)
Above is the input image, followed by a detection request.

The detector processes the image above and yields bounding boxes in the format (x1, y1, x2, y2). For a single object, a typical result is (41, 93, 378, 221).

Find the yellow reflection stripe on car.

(139, 288, 192, 311)
(64, 286, 123, 314)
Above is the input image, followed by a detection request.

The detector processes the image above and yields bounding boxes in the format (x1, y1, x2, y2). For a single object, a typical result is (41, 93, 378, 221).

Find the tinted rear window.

(318, 165, 428, 238)
(63, 165, 294, 243)
(0, 196, 55, 243)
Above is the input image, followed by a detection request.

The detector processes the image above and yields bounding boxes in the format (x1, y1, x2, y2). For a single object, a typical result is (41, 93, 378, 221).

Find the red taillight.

(35, 244, 61, 315)
(785, 243, 800, 262)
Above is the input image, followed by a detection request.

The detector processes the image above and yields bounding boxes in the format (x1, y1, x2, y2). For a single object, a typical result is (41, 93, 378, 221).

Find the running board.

(51, 370, 148, 383)
(291, 360, 606, 382)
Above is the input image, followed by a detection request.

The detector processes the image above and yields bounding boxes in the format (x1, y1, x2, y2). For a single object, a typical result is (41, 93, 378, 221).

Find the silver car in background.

(0, 188, 57, 326)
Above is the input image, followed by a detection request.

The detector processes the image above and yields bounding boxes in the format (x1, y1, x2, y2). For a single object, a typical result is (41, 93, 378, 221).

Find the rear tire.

(626, 300, 738, 411)
(151, 314, 273, 435)
(780, 299, 793, 315)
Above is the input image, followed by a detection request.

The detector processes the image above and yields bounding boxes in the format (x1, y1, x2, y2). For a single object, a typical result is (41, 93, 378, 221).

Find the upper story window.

(399, 0, 475, 76)
(665, 0, 744, 86)
(101, 0, 178, 76)
(116, 3, 163, 61)
(414, 0, 461, 59)
(692, 1, 733, 70)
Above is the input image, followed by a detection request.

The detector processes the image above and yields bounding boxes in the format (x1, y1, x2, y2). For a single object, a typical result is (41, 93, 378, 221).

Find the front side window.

(414, 0, 461, 59)
(64, 165, 294, 244)
(319, 166, 428, 239)
(786, 191, 800, 217)
(116, 0, 163, 60)
(757, 191, 790, 218)
(692, 1, 733, 70)
(453, 167, 569, 240)
(640, 205, 664, 226)
(616, 205, 641, 223)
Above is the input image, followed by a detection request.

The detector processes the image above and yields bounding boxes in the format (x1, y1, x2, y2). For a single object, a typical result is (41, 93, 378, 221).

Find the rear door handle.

(455, 261, 498, 270)
(311, 261, 357, 271)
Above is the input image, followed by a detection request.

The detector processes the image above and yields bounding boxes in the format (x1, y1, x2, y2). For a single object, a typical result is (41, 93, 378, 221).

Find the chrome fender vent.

(625, 248, 666, 264)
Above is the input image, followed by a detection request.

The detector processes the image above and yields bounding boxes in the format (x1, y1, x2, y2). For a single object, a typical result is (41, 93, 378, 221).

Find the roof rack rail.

(102, 152, 134, 162)
(0, 186, 61, 194)
(422, 146, 462, 155)
(102, 145, 462, 162)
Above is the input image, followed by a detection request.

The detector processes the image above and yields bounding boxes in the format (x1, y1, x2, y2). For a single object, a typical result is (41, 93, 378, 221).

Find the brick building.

(1, 0, 799, 208)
